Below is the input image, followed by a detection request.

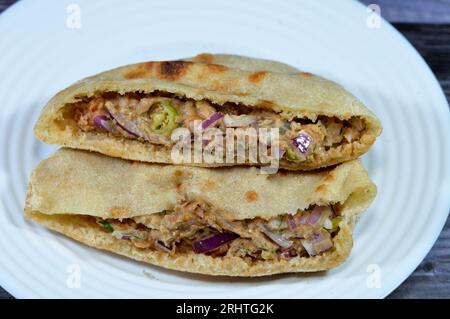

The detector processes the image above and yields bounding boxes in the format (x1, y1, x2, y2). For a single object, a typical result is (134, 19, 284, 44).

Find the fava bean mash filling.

(66, 92, 366, 163)
(94, 200, 342, 261)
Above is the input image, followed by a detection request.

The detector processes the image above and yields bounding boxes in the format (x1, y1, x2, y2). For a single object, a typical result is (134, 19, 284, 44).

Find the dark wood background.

(0, 0, 449, 299)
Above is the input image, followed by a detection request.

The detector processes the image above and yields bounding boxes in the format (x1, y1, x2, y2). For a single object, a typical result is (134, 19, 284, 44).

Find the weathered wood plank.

(394, 24, 450, 81)
(0, 0, 15, 12)
(388, 216, 450, 298)
(359, 0, 450, 23)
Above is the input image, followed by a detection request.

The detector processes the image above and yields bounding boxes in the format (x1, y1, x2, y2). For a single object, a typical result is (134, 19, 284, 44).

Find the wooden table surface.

(0, 0, 449, 299)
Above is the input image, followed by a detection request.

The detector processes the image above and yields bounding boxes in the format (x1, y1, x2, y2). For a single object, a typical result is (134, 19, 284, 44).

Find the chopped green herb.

(331, 216, 342, 232)
(285, 148, 299, 161)
(239, 247, 250, 254)
(98, 220, 113, 233)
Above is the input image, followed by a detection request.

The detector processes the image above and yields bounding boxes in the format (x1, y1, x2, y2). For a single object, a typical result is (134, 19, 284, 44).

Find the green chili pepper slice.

(150, 101, 179, 134)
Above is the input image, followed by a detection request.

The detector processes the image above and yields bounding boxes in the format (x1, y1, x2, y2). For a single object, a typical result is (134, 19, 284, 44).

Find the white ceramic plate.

(0, 0, 449, 299)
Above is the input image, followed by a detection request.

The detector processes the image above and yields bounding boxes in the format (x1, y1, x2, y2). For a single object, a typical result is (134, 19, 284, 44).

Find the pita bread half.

(25, 148, 376, 276)
(34, 54, 381, 171)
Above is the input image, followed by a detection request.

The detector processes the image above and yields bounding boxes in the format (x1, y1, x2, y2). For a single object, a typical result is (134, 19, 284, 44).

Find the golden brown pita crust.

(34, 55, 382, 171)
(187, 53, 300, 73)
(25, 149, 376, 276)
(26, 149, 376, 220)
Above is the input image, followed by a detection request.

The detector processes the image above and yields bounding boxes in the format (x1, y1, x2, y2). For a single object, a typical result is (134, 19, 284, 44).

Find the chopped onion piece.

(201, 112, 224, 129)
(105, 104, 142, 138)
(302, 229, 334, 256)
(260, 225, 293, 248)
(194, 232, 239, 253)
(289, 213, 309, 231)
(301, 239, 317, 256)
(307, 206, 324, 225)
(313, 237, 333, 253)
(308, 206, 331, 227)
(292, 130, 312, 154)
(296, 214, 308, 225)
(323, 218, 333, 230)
(93, 115, 115, 132)
(318, 207, 332, 225)
(288, 215, 296, 229)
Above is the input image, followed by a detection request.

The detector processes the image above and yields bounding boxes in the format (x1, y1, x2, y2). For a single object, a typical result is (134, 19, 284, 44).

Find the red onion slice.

(288, 215, 297, 229)
(307, 206, 324, 225)
(313, 238, 333, 253)
(289, 213, 308, 230)
(105, 105, 142, 138)
(301, 239, 317, 256)
(297, 214, 308, 225)
(293, 130, 312, 154)
(93, 115, 115, 132)
(312, 231, 333, 254)
(194, 232, 238, 253)
(201, 112, 224, 129)
(307, 206, 331, 227)
(260, 225, 293, 249)
(302, 230, 333, 256)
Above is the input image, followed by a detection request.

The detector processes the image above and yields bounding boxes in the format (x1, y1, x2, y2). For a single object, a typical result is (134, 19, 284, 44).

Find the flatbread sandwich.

(25, 149, 376, 276)
(34, 55, 382, 170)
